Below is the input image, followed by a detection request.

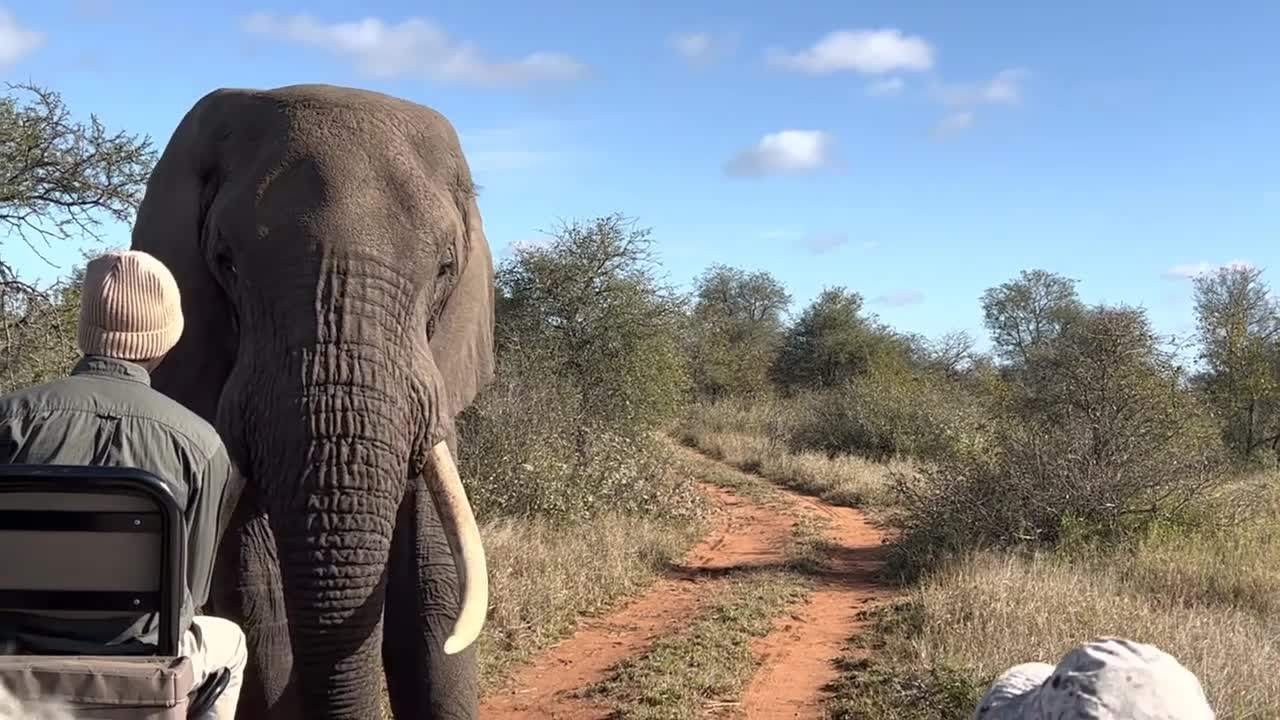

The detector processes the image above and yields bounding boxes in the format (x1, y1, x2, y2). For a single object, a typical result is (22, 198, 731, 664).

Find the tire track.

(736, 492, 892, 719)
(479, 483, 797, 719)
(479, 444, 894, 719)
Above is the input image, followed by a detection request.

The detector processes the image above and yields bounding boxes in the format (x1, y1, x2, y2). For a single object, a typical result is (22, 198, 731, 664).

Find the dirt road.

(479, 445, 893, 719)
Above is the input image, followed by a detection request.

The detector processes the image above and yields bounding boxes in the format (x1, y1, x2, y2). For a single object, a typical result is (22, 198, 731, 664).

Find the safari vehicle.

(0, 465, 230, 719)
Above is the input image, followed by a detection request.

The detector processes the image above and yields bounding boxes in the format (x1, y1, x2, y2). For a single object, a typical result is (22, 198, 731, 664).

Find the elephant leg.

(209, 495, 301, 720)
(383, 473, 479, 718)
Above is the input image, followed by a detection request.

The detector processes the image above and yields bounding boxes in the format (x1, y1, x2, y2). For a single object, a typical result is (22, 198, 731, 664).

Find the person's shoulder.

(139, 388, 222, 442)
(0, 376, 78, 415)
(132, 386, 226, 459)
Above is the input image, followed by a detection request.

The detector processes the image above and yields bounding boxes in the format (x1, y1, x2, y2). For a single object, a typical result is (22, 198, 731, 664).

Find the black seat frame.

(0, 464, 224, 717)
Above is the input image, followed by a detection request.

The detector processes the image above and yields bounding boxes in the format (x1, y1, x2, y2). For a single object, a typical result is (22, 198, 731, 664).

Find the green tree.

(685, 264, 790, 398)
(771, 287, 910, 389)
(1193, 264, 1280, 457)
(980, 269, 1085, 370)
(893, 304, 1225, 575)
(0, 265, 82, 393)
(0, 82, 155, 392)
(496, 213, 689, 451)
(0, 82, 156, 276)
(918, 330, 979, 379)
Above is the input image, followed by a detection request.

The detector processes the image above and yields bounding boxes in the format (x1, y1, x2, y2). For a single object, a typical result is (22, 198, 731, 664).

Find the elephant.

(128, 84, 496, 720)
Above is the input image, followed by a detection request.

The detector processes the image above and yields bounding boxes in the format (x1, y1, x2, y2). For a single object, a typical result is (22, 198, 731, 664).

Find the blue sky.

(3, 0, 1278, 352)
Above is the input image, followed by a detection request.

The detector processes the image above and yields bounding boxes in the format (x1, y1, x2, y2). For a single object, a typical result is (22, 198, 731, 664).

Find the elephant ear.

(428, 186, 496, 443)
(130, 90, 240, 424)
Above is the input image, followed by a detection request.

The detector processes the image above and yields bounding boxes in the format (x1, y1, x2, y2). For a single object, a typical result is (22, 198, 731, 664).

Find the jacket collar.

(71, 355, 152, 386)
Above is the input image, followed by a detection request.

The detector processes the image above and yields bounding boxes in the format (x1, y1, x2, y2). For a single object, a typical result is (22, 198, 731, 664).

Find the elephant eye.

(437, 246, 457, 278)
(216, 251, 237, 282)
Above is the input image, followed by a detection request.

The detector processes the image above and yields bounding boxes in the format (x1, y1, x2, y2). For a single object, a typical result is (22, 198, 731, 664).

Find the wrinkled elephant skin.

(129, 84, 496, 720)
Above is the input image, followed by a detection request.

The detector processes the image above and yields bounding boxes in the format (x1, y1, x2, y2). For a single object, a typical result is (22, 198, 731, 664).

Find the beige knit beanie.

(78, 250, 185, 361)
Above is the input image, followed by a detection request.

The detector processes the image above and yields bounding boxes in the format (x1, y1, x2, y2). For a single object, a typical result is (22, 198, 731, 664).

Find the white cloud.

(927, 68, 1030, 134)
(759, 230, 873, 254)
(725, 130, 838, 177)
(1162, 259, 1255, 280)
(766, 29, 934, 75)
(873, 290, 925, 306)
(866, 77, 905, 97)
(241, 12, 587, 87)
(670, 30, 737, 65)
(0, 9, 44, 68)
(934, 68, 1029, 108)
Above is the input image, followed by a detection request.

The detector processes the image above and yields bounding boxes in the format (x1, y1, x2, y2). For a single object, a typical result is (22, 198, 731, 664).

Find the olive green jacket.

(0, 355, 242, 653)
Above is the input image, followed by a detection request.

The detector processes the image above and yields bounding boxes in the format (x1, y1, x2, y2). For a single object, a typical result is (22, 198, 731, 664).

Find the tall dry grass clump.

(831, 475, 1280, 719)
(477, 513, 703, 687)
(894, 543, 1280, 718)
(460, 354, 707, 688)
(674, 396, 904, 509)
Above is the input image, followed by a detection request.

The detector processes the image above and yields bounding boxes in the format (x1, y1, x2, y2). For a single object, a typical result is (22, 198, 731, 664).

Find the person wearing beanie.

(0, 250, 247, 720)
(973, 637, 1216, 720)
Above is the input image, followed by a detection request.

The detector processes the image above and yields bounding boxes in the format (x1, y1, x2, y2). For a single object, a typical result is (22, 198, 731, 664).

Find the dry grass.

(683, 398, 1280, 718)
(1108, 473, 1280, 620)
(675, 397, 910, 513)
(477, 512, 705, 689)
(828, 483, 1280, 720)
(583, 569, 809, 720)
(677, 427, 904, 513)
(669, 438, 782, 506)
(910, 552, 1278, 716)
(582, 515, 824, 719)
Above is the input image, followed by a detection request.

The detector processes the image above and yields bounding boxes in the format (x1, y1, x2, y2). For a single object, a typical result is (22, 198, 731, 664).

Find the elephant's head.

(129, 84, 493, 700)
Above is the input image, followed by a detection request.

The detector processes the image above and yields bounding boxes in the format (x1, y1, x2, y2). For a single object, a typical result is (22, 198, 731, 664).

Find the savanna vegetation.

(675, 266, 1280, 718)
(4, 80, 1277, 717)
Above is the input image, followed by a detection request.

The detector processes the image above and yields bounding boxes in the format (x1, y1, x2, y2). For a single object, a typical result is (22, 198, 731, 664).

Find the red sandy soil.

(736, 492, 893, 719)
(479, 446, 893, 719)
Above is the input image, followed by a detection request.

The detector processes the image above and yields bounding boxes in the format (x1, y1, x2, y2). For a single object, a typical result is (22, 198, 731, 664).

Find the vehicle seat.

(0, 465, 228, 719)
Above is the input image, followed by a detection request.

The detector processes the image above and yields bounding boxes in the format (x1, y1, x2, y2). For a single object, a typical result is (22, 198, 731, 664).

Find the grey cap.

(973, 638, 1215, 720)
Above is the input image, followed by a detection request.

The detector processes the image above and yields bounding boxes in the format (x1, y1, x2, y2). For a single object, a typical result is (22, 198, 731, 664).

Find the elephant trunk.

(248, 339, 486, 718)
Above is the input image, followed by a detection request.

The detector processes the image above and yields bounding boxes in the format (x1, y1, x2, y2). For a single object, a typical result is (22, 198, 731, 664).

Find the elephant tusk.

(426, 441, 489, 655)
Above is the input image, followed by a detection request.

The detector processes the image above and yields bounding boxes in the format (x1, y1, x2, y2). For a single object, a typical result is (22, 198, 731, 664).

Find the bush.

(460, 355, 701, 524)
(0, 268, 83, 394)
(458, 213, 706, 524)
(673, 393, 803, 447)
(887, 306, 1230, 578)
(785, 365, 996, 465)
